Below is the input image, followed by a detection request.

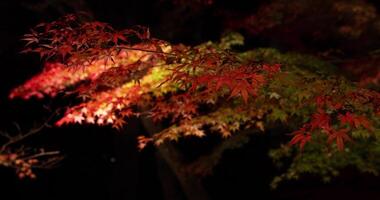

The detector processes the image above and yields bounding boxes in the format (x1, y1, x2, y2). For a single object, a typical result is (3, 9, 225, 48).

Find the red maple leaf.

(58, 45, 72, 60)
(112, 118, 126, 130)
(262, 64, 281, 77)
(112, 32, 127, 44)
(310, 110, 330, 130)
(338, 112, 372, 130)
(327, 128, 352, 151)
(229, 80, 253, 103)
(289, 128, 312, 150)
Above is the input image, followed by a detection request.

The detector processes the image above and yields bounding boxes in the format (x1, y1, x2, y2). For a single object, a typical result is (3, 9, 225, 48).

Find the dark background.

(0, 0, 379, 199)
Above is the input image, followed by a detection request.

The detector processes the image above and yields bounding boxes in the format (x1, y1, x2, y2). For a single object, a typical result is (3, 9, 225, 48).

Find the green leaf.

(268, 108, 288, 123)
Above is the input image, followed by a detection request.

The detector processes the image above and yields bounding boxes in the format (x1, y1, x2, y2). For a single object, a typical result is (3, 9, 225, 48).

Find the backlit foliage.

(10, 14, 380, 187)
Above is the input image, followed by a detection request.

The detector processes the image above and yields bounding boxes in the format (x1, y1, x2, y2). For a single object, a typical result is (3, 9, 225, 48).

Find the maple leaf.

(310, 110, 330, 130)
(251, 73, 266, 85)
(256, 121, 265, 131)
(327, 128, 352, 151)
(55, 114, 72, 127)
(112, 118, 126, 130)
(332, 102, 343, 110)
(229, 81, 253, 103)
(214, 76, 226, 91)
(338, 112, 355, 126)
(59, 45, 73, 60)
(120, 109, 134, 117)
(112, 32, 127, 44)
(21, 35, 39, 46)
(339, 112, 372, 130)
(262, 64, 281, 77)
(316, 96, 329, 108)
(86, 117, 95, 124)
(269, 92, 281, 99)
(355, 115, 372, 130)
(73, 114, 85, 124)
(137, 136, 153, 151)
(289, 129, 312, 151)
(269, 108, 287, 122)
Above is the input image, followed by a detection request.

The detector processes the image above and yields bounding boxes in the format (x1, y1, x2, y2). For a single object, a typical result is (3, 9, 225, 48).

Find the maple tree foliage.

(225, 0, 380, 93)
(11, 14, 279, 138)
(7, 14, 380, 189)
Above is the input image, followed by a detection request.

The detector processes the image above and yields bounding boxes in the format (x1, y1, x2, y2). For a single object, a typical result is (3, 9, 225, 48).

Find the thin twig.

(0, 110, 58, 152)
(20, 150, 61, 160)
(116, 45, 177, 56)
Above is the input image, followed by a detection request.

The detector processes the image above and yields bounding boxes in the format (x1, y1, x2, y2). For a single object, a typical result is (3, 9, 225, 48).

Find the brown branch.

(19, 151, 61, 161)
(0, 110, 58, 152)
(116, 45, 177, 56)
